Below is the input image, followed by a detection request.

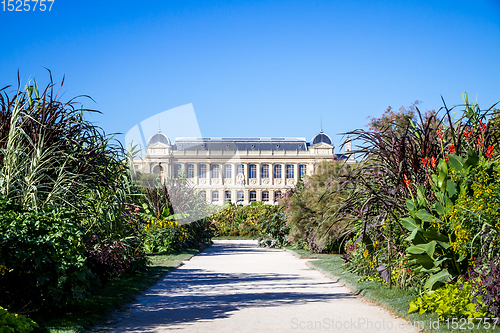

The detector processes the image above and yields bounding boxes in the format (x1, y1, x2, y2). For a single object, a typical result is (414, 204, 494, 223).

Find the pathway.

(95, 240, 421, 332)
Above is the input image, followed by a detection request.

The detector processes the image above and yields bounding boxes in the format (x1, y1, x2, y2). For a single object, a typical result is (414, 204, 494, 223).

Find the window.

(199, 164, 207, 178)
(299, 164, 307, 178)
(274, 191, 282, 201)
(237, 191, 244, 202)
(262, 191, 269, 202)
(211, 164, 220, 178)
(199, 190, 206, 200)
(274, 164, 282, 178)
(186, 164, 194, 178)
(174, 164, 182, 178)
(249, 191, 257, 202)
(224, 164, 232, 178)
(237, 164, 245, 175)
(212, 190, 219, 202)
(134, 165, 139, 170)
(286, 164, 294, 179)
(261, 164, 269, 178)
(225, 191, 231, 202)
(249, 164, 257, 178)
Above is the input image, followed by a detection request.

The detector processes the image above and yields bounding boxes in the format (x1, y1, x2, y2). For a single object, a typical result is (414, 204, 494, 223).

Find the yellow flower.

(363, 249, 369, 258)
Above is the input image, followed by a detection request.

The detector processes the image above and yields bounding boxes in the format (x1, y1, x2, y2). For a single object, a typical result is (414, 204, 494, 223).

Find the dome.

(148, 129, 170, 146)
(311, 130, 332, 145)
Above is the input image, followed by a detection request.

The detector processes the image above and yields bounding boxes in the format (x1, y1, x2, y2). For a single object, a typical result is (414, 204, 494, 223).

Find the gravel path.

(95, 240, 421, 332)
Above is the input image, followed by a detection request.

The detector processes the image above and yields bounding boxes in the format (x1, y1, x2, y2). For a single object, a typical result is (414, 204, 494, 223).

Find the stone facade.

(133, 130, 353, 205)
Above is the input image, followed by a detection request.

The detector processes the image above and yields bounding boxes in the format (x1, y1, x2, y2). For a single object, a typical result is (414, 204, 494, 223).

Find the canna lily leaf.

(401, 217, 418, 231)
(424, 269, 451, 290)
(417, 254, 435, 270)
(423, 229, 448, 242)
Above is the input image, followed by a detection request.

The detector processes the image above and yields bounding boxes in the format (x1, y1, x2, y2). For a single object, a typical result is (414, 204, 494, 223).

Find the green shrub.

(408, 278, 486, 320)
(0, 306, 38, 333)
(0, 198, 94, 313)
(257, 209, 289, 248)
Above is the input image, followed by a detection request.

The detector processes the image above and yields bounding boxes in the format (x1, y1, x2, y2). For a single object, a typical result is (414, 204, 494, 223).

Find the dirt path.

(95, 240, 421, 332)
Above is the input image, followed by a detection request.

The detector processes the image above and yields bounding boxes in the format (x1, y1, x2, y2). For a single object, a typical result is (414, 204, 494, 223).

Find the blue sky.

(1, 0, 499, 150)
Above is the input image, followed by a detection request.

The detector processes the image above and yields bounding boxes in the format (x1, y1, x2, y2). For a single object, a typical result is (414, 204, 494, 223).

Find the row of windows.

(198, 190, 282, 202)
(173, 164, 307, 179)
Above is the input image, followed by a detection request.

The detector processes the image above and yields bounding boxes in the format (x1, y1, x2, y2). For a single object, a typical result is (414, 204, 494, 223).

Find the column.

(294, 163, 299, 183)
(257, 189, 262, 202)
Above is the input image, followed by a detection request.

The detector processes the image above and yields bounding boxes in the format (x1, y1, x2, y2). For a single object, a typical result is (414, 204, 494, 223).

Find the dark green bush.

(257, 209, 290, 248)
(0, 198, 94, 313)
(0, 306, 38, 333)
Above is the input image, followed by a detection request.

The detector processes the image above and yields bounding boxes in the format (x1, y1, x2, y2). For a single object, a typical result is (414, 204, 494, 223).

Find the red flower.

(421, 157, 428, 167)
(448, 144, 455, 154)
(479, 121, 487, 132)
(463, 127, 471, 138)
(437, 129, 444, 140)
(430, 156, 437, 168)
(478, 137, 484, 148)
(445, 153, 449, 161)
(486, 145, 494, 160)
(403, 174, 411, 188)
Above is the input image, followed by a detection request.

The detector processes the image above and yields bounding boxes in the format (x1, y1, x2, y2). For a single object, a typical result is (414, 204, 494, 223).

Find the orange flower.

(448, 144, 455, 154)
(437, 129, 444, 140)
(445, 153, 449, 161)
(430, 156, 437, 168)
(486, 145, 494, 160)
(478, 137, 484, 148)
(403, 174, 411, 188)
(463, 127, 471, 138)
(479, 121, 487, 132)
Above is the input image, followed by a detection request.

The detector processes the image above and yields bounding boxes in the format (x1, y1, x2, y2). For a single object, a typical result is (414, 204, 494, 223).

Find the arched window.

(212, 190, 219, 202)
(237, 191, 244, 202)
(174, 164, 182, 178)
(211, 164, 220, 178)
(224, 191, 231, 202)
(262, 191, 269, 202)
(199, 190, 206, 200)
(186, 164, 194, 178)
(299, 164, 307, 178)
(199, 164, 207, 178)
(249, 190, 257, 202)
(237, 164, 245, 176)
(261, 164, 269, 178)
(273, 165, 282, 178)
(249, 164, 257, 178)
(224, 164, 232, 178)
(274, 191, 282, 202)
(286, 164, 294, 179)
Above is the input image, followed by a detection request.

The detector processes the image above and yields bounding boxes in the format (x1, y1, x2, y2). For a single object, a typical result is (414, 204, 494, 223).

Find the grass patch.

(285, 247, 500, 333)
(34, 246, 209, 333)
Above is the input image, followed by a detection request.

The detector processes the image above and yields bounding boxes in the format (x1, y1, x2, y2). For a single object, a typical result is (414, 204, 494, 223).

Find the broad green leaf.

(463, 149, 479, 171)
(417, 254, 435, 270)
(401, 217, 418, 231)
(424, 269, 451, 290)
(423, 229, 448, 242)
(406, 228, 426, 245)
(424, 241, 437, 257)
(407, 244, 426, 255)
(448, 153, 464, 173)
(415, 209, 434, 223)
(406, 200, 416, 215)
(408, 301, 419, 313)
(446, 179, 457, 198)
(433, 202, 445, 217)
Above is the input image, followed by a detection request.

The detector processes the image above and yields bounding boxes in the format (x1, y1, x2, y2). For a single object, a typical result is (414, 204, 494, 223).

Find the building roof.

(173, 137, 308, 151)
(148, 129, 170, 146)
(311, 130, 333, 146)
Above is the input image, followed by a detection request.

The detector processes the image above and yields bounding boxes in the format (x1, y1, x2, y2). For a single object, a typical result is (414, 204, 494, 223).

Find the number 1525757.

(2, 0, 54, 11)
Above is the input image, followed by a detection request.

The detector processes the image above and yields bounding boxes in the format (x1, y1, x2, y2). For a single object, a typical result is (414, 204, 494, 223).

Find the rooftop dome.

(148, 129, 170, 146)
(311, 130, 332, 145)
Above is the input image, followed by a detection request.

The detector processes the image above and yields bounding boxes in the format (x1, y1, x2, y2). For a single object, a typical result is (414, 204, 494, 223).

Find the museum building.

(133, 129, 353, 205)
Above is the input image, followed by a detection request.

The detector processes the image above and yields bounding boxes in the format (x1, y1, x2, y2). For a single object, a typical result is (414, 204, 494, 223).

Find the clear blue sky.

(1, 0, 499, 150)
